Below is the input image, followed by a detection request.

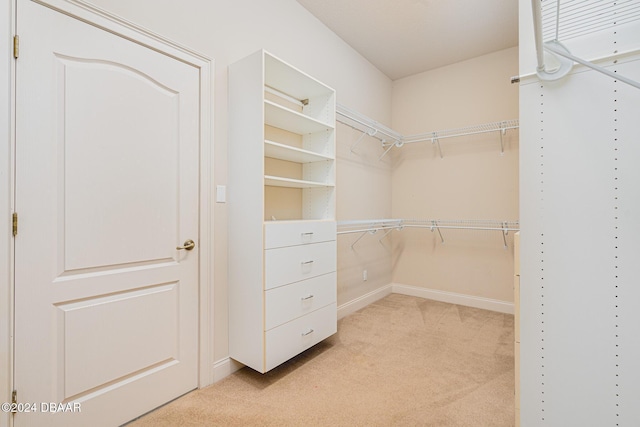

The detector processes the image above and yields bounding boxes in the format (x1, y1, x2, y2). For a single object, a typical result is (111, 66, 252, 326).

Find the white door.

(14, 1, 200, 426)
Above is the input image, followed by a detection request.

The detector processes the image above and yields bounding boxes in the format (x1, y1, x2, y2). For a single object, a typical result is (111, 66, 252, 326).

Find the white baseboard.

(391, 283, 514, 314)
(337, 284, 393, 319)
(212, 357, 243, 383)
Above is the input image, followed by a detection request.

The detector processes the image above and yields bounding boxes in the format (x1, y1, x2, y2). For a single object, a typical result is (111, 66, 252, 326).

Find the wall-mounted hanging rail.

(395, 120, 520, 159)
(337, 219, 403, 249)
(531, 0, 640, 90)
(400, 219, 520, 249)
(336, 104, 402, 154)
(338, 219, 520, 249)
(335, 103, 518, 160)
(265, 85, 308, 107)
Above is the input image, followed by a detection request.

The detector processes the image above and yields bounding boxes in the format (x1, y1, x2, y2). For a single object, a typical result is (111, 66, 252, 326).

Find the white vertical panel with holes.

(520, 0, 640, 425)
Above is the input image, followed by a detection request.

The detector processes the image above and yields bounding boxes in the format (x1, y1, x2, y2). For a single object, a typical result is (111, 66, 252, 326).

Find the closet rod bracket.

(378, 225, 403, 243)
(501, 222, 509, 249)
(430, 220, 445, 244)
(350, 128, 375, 154)
(350, 229, 377, 249)
(499, 123, 507, 155)
(378, 139, 401, 161)
(431, 133, 443, 159)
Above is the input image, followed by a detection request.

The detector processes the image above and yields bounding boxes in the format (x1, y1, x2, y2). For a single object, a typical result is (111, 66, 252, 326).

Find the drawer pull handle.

(301, 329, 314, 337)
(301, 295, 314, 301)
(301, 260, 314, 265)
(301, 232, 314, 236)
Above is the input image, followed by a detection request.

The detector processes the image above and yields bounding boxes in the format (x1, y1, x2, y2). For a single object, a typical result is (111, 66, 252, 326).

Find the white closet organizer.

(228, 50, 337, 373)
(336, 104, 519, 159)
(338, 219, 520, 249)
(336, 107, 519, 248)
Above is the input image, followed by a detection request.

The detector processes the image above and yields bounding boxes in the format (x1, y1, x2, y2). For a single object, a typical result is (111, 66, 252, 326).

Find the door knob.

(176, 239, 196, 251)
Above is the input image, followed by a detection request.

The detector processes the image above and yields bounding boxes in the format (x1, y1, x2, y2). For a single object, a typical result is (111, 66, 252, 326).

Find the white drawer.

(265, 272, 336, 330)
(264, 220, 336, 249)
(264, 241, 336, 290)
(265, 302, 337, 371)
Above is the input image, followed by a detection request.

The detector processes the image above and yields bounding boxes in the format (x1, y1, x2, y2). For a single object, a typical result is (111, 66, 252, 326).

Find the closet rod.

(338, 219, 520, 233)
(380, 120, 518, 159)
(403, 219, 519, 249)
(336, 104, 402, 144)
(401, 218, 519, 229)
(336, 104, 518, 159)
(401, 224, 520, 232)
(265, 85, 307, 107)
(337, 219, 403, 234)
(337, 226, 399, 236)
(400, 120, 520, 145)
(338, 219, 520, 249)
(338, 219, 401, 226)
(337, 219, 403, 249)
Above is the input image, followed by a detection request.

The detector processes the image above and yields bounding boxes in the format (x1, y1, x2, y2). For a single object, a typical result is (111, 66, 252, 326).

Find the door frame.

(1, 2, 214, 425)
(1, 0, 15, 426)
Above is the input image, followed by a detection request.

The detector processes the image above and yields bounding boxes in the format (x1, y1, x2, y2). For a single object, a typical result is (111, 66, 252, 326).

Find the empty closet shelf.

(265, 100, 334, 134)
(264, 140, 333, 163)
(265, 176, 334, 189)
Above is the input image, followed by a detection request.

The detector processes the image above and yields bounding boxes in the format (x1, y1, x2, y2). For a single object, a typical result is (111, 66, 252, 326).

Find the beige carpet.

(128, 294, 515, 426)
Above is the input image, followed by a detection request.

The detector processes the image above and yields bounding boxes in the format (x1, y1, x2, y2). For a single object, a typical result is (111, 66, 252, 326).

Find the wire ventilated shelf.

(541, 0, 640, 42)
(337, 219, 520, 249)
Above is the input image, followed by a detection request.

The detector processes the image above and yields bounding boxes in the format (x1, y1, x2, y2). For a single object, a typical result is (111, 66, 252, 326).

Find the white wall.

(390, 47, 519, 307)
(519, 0, 640, 424)
(335, 124, 393, 309)
(80, 0, 393, 369)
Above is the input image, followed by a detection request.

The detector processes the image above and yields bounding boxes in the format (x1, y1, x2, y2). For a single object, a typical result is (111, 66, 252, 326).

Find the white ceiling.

(296, 0, 519, 80)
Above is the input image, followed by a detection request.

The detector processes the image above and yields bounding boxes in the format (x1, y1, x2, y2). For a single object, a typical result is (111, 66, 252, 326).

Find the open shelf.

(265, 52, 334, 101)
(230, 50, 336, 373)
(265, 100, 333, 134)
(264, 140, 332, 163)
(265, 175, 334, 189)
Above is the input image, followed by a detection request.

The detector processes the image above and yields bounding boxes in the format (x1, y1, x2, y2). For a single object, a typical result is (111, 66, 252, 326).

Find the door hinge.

(13, 35, 19, 59)
(12, 212, 18, 236)
(11, 390, 17, 405)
